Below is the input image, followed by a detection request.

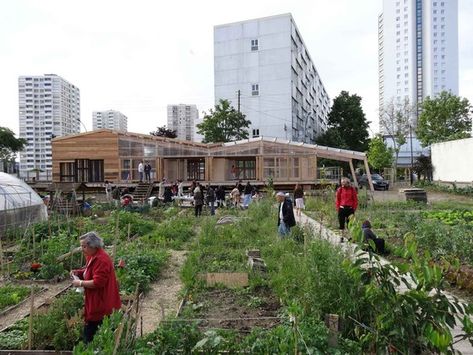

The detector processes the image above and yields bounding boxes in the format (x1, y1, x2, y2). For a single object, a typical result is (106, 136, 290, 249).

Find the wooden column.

(349, 159, 358, 188)
(205, 157, 213, 182)
(314, 155, 318, 181)
(363, 158, 374, 191)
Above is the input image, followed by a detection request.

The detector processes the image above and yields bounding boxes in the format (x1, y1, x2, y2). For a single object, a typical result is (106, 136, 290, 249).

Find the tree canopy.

(150, 126, 177, 138)
(316, 91, 370, 152)
(0, 127, 26, 160)
(197, 99, 251, 143)
(416, 91, 472, 147)
(367, 135, 394, 172)
(379, 98, 416, 173)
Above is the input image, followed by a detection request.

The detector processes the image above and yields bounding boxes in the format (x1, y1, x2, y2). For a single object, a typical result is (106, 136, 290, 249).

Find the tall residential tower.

(167, 104, 199, 141)
(92, 110, 128, 132)
(378, 0, 458, 126)
(18, 74, 80, 180)
(214, 13, 330, 143)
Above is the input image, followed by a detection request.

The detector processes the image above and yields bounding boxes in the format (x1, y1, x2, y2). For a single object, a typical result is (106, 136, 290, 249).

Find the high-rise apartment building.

(18, 74, 80, 180)
(92, 110, 128, 132)
(378, 0, 458, 126)
(214, 13, 330, 143)
(378, 0, 458, 167)
(167, 104, 199, 141)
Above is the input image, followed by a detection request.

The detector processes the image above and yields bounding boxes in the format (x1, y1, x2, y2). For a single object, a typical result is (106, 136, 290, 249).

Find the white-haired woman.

(71, 232, 121, 343)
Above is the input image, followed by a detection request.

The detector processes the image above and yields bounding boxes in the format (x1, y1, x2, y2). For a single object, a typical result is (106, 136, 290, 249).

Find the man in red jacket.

(72, 232, 121, 343)
(335, 177, 358, 242)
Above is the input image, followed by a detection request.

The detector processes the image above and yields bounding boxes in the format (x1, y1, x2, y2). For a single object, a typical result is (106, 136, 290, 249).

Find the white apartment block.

(214, 13, 330, 143)
(92, 110, 128, 132)
(379, 0, 458, 127)
(18, 74, 80, 180)
(167, 104, 198, 141)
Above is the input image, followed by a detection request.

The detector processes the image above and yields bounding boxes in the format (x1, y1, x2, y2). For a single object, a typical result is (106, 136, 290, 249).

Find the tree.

(150, 126, 177, 138)
(316, 91, 370, 151)
(379, 98, 416, 174)
(367, 135, 394, 172)
(197, 99, 251, 143)
(413, 154, 433, 181)
(0, 127, 26, 172)
(416, 91, 472, 147)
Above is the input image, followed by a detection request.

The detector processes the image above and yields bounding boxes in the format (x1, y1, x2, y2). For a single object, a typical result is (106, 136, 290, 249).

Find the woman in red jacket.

(335, 177, 358, 242)
(71, 232, 121, 343)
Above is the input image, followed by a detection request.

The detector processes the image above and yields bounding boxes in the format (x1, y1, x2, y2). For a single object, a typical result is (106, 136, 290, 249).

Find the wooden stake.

(32, 227, 36, 260)
(28, 287, 35, 350)
(325, 313, 339, 347)
(112, 317, 126, 355)
(0, 237, 4, 276)
(127, 223, 131, 240)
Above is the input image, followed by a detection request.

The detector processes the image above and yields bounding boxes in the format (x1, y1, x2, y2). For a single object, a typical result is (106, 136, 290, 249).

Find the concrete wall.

(431, 138, 473, 184)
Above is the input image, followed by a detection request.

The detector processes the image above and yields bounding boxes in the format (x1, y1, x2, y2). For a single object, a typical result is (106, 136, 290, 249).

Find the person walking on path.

(276, 192, 296, 236)
(243, 181, 253, 207)
(216, 185, 226, 208)
(144, 162, 152, 182)
(178, 179, 184, 197)
(193, 183, 204, 217)
(71, 232, 121, 343)
(138, 161, 144, 182)
(293, 183, 304, 219)
(335, 177, 358, 242)
(206, 184, 216, 215)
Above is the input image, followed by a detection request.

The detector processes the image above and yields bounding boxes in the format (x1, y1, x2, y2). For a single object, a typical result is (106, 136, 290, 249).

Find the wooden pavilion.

(51, 130, 374, 190)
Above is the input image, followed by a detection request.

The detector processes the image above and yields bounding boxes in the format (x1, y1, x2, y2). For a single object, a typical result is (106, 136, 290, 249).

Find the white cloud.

(0, 0, 471, 138)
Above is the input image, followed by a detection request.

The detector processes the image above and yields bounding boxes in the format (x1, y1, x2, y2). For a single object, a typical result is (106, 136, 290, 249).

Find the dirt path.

(136, 250, 187, 336)
(0, 280, 70, 331)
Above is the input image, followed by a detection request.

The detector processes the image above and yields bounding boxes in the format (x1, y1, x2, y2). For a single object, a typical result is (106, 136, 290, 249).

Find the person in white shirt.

(138, 161, 144, 182)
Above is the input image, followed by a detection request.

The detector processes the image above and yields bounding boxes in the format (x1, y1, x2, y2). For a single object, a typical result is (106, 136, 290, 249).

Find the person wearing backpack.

(335, 177, 358, 242)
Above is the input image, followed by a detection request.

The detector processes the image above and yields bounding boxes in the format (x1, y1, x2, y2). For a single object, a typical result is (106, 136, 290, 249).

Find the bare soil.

(183, 287, 280, 334)
(136, 250, 187, 336)
(371, 188, 472, 204)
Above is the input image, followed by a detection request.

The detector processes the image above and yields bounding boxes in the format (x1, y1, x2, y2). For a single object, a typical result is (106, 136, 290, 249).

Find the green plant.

(73, 311, 125, 354)
(115, 244, 168, 294)
(31, 290, 83, 350)
(0, 284, 30, 312)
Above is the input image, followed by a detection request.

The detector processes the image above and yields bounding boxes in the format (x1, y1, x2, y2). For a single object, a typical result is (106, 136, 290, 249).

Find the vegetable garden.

(0, 191, 472, 354)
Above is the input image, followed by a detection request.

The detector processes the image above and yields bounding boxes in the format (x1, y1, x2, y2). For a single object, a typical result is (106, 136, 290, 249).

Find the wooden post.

(127, 223, 131, 240)
(325, 313, 339, 347)
(363, 158, 375, 192)
(112, 318, 126, 355)
(349, 159, 358, 188)
(0, 237, 4, 275)
(32, 227, 36, 260)
(28, 287, 35, 350)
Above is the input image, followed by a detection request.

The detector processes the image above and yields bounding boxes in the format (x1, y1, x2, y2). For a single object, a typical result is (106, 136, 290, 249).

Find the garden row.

(0, 204, 196, 352)
(133, 198, 473, 354)
(304, 190, 473, 294)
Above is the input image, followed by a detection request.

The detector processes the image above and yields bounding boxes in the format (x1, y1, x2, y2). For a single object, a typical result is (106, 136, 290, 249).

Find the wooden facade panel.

(51, 130, 369, 184)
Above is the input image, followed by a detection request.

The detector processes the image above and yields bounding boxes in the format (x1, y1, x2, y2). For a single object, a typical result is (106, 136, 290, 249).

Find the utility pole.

(237, 90, 241, 113)
(409, 124, 414, 186)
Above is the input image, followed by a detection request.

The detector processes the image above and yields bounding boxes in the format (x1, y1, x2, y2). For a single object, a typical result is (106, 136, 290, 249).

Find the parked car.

(358, 174, 390, 191)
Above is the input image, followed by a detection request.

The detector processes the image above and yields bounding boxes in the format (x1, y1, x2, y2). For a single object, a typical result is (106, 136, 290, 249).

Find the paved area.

(299, 213, 473, 354)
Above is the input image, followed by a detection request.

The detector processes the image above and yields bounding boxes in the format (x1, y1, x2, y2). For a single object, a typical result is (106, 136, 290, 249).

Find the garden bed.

(180, 287, 280, 334)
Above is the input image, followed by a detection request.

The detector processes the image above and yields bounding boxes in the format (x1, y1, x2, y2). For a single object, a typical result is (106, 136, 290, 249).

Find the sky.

(0, 0, 472, 137)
